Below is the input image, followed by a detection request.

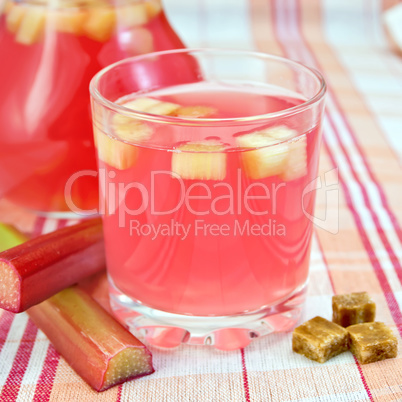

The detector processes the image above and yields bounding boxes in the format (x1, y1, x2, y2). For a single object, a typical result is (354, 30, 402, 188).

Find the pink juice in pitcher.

(96, 81, 321, 317)
(0, 0, 185, 213)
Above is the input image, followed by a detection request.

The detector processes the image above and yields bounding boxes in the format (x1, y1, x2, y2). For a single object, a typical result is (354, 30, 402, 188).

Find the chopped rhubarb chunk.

(145, 101, 180, 116)
(122, 97, 162, 111)
(95, 126, 139, 170)
(2, 0, 13, 15)
(263, 125, 297, 140)
(27, 286, 154, 391)
(280, 135, 307, 181)
(173, 106, 217, 118)
(94, 100, 159, 169)
(0, 218, 105, 312)
(172, 141, 227, 180)
(116, 3, 149, 28)
(237, 132, 288, 179)
(145, 0, 162, 19)
(5, 4, 25, 34)
(83, 7, 116, 42)
(15, 6, 46, 45)
(237, 126, 307, 180)
(121, 97, 180, 116)
(112, 117, 152, 142)
(263, 126, 307, 181)
(49, 9, 87, 35)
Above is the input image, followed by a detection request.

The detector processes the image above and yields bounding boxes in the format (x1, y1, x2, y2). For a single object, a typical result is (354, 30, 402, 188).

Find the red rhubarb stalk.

(0, 218, 105, 312)
(27, 286, 154, 391)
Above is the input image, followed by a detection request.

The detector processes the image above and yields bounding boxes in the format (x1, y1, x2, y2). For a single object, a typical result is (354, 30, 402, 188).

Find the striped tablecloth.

(1, 0, 402, 400)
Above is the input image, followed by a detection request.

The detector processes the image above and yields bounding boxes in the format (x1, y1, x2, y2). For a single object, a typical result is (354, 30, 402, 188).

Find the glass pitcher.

(0, 0, 185, 216)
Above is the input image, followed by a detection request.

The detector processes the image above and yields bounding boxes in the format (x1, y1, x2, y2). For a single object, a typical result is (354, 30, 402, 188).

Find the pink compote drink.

(0, 0, 184, 214)
(98, 83, 320, 316)
(91, 49, 326, 349)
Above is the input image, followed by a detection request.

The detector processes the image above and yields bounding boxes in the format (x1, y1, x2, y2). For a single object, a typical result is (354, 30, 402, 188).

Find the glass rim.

(90, 48, 327, 126)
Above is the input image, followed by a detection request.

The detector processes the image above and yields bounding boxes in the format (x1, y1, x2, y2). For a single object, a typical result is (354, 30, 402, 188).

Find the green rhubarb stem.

(0, 223, 28, 252)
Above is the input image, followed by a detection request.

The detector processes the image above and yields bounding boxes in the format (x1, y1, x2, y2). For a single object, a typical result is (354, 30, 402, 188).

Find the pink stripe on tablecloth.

(240, 348, 251, 402)
(56, 219, 68, 230)
(0, 319, 38, 402)
(354, 356, 374, 402)
(32, 217, 46, 238)
(32, 345, 59, 402)
(0, 311, 15, 354)
(116, 384, 123, 402)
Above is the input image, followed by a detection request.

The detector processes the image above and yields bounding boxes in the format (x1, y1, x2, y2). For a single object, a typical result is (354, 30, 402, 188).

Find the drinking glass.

(90, 49, 326, 350)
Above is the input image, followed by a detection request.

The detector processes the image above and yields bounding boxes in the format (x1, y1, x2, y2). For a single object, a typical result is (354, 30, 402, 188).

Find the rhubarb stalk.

(0, 218, 105, 312)
(0, 223, 27, 252)
(27, 286, 154, 391)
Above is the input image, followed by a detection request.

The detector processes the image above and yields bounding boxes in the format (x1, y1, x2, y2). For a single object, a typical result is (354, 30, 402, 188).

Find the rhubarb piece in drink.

(173, 106, 217, 118)
(347, 322, 398, 364)
(280, 135, 307, 181)
(0, 218, 105, 312)
(5, 4, 25, 33)
(172, 141, 227, 180)
(236, 131, 288, 179)
(123, 97, 180, 116)
(94, 125, 140, 170)
(27, 286, 154, 391)
(262, 126, 307, 180)
(116, 3, 149, 28)
(83, 7, 116, 42)
(15, 6, 46, 45)
(117, 97, 180, 120)
(1, 0, 13, 15)
(237, 126, 307, 180)
(49, 9, 87, 35)
(145, 0, 162, 19)
(95, 98, 174, 170)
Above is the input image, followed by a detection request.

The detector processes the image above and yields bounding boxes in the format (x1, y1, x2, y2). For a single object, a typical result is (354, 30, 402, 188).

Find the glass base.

(109, 280, 307, 350)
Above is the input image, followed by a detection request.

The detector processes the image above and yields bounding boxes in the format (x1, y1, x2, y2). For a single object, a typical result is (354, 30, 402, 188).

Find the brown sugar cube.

(332, 292, 376, 327)
(292, 316, 349, 363)
(348, 322, 398, 364)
